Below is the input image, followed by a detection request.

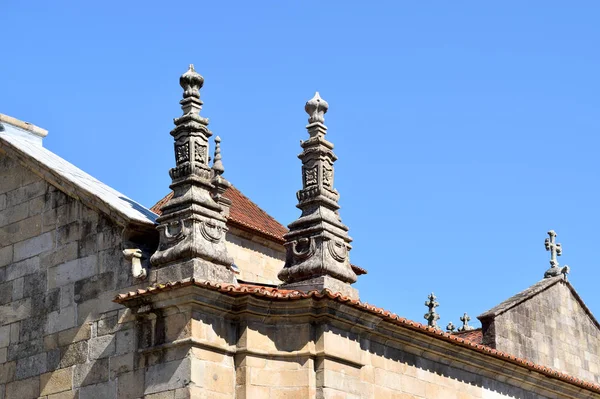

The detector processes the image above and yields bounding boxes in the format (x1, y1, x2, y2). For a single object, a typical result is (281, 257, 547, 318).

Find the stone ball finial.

(305, 92, 329, 124)
(180, 64, 204, 99)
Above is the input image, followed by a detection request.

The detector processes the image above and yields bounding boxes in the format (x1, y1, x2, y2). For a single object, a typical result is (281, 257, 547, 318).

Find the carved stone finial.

(211, 136, 232, 217)
(150, 65, 234, 283)
(458, 313, 474, 332)
(544, 230, 570, 279)
(212, 136, 224, 176)
(305, 92, 329, 124)
(424, 293, 440, 328)
(180, 64, 204, 99)
(446, 322, 456, 333)
(278, 92, 357, 298)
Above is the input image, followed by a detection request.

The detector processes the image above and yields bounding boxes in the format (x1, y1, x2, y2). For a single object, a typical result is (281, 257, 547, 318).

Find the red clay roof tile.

(150, 187, 367, 276)
(453, 328, 483, 345)
(150, 185, 287, 243)
(114, 280, 600, 394)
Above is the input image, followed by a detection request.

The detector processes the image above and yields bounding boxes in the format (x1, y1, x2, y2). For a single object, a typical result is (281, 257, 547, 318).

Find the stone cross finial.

(424, 293, 440, 328)
(446, 322, 456, 333)
(543, 230, 570, 279)
(458, 313, 474, 332)
(305, 92, 329, 124)
(150, 65, 234, 282)
(278, 92, 357, 298)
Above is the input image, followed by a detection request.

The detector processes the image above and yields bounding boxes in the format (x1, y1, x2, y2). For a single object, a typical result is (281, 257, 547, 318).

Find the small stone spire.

(211, 136, 232, 217)
(446, 322, 456, 333)
(150, 65, 234, 283)
(424, 293, 440, 328)
(458, 313, 474, 332)
(543, 230, 570, 279)
(212, 136, 224, 176)
(278, 92, 357, 298)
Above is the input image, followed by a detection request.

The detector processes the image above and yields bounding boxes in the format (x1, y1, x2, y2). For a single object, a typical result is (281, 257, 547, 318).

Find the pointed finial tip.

(180, 64, 204, 98)
(215, 136, 221, 143)
(305, 91, 329, 124)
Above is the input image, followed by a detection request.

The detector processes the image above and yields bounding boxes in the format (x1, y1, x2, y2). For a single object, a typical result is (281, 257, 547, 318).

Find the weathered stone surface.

(145, 358, 191, 395)
(5, 256, 40, 281)
(0, 325, 9, 348)
(278, 93, 357, 298)
(15, 352, 46, 380)
(150, 65, 234, 283)
(0, 298, 31, 326)
(73, 358, 109, 388)
(45, 306, 76, 334)
(47, 255, 98, 289)
(88, 334, 115, 360)
(40, 368, 72, 396)
(13, 231, 54, 262)
(7, 337, 43, 361)
(74, 272, 114, 304)
(79, 380, 115, 398)
(59, 341, 88, 368)
(0, 361, 15, 384)
(117, 369, 144, 399)
(5, 375, 39, 399)
(0, 245, 12, 268)
(58, 324, 91, 347)
(480, 278, 600, 384)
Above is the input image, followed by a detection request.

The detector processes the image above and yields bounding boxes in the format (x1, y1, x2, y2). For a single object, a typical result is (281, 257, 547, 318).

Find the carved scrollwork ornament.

(200, 221, 225, 243)
(159, 220, 186, 250)
(291, 237, 316, 261)
(327, 239, 348, 262)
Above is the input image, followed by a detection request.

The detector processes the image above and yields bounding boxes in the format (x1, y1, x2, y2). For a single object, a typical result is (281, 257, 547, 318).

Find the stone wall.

(225, 226, 285, 285)
(486, 281, 600, 384)
(0, 154, 174, 398)
(119, 285, 600, 399)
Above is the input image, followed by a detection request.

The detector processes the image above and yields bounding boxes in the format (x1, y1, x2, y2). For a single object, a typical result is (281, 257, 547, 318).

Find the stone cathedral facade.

(1, 66, 600, 398)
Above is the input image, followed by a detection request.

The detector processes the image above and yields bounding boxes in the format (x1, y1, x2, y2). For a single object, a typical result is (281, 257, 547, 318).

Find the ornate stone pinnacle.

(180, 64, 204, 99)
(150, 65, 233, 282)
(446, 322, 456, 333)
(278, 92, 357, 299)
(211, 136, 232, 217)
(424, 293, 440, 328)
(305, 92, 329, 124)
(543, 230, 570, 279)
(212, 136, 224, 176)
(458, 313, 474, 332)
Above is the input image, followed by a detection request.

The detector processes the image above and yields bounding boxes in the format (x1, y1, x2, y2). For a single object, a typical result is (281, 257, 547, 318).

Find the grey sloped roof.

(478, 276, 600, 330)
(478, 276, 563, 319)
(0, 119, 157, 228)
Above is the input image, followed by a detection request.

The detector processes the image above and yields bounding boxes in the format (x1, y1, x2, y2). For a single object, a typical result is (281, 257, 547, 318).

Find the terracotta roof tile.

(115, 279, 600, 394)
(453, 328, 483, 345)
(150, 187, 367, 276)
(150, 185, 287, 243)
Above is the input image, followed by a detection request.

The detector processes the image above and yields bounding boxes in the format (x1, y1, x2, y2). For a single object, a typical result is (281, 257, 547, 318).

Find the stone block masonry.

(0, 155, 165, 398)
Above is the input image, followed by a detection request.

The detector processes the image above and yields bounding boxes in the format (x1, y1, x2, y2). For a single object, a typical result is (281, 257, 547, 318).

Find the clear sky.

(2, 1, 600, 329)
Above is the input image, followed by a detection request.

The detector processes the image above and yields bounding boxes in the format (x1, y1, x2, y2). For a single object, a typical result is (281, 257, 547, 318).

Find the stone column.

(278, 92, 358, 299)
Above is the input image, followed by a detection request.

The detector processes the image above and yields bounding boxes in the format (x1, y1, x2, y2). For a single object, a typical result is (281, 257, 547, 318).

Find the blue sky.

(2, 1, 600, 329)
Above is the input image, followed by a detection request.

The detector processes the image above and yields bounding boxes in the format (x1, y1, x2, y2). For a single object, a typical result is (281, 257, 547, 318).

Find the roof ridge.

(478, 276, 563, 319)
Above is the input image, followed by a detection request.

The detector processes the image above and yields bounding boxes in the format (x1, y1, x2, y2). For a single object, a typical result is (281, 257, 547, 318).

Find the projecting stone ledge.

(280, 275, 358, 299)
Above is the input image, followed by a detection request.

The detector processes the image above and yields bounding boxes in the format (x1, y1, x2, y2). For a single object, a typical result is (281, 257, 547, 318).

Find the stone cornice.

(115, 280, 600, 397)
